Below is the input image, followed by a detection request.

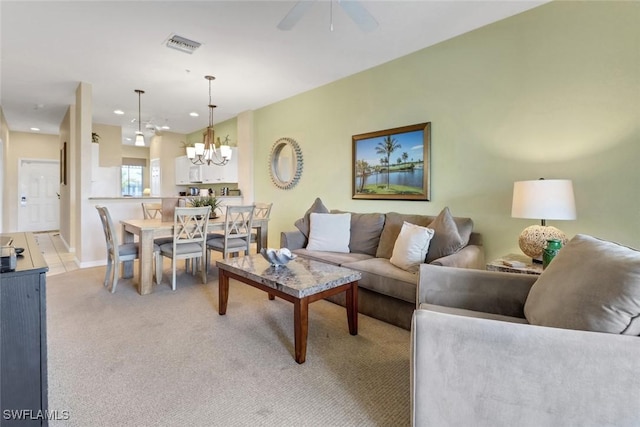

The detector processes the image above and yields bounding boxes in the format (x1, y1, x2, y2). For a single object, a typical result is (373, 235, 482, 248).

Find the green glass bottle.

(542, 239, 563, 269)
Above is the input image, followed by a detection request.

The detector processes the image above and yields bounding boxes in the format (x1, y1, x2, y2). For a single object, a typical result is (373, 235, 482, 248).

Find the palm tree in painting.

(355, 159, 370, 193)
(375, 136, 401, 189)
(402, 152, 408, 165)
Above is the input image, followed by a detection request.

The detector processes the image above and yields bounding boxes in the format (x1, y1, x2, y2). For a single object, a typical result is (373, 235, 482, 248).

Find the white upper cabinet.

(201, 147, 238, 183)
(175, 147, 238, 185)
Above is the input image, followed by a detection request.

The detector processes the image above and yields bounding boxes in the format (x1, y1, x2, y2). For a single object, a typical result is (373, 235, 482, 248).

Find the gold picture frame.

(352, 122, 431, 201)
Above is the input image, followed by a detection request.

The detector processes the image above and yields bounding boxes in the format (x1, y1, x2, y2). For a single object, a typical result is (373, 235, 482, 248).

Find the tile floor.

(33, 231, 79, 276)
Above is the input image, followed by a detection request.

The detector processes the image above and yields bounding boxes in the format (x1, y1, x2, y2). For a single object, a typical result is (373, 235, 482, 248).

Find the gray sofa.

(280, 201, 484, 330)
(411, 234, 640, 426)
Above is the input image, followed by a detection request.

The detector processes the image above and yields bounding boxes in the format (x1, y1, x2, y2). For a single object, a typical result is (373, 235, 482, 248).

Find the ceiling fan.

(277, 0, 378, 33)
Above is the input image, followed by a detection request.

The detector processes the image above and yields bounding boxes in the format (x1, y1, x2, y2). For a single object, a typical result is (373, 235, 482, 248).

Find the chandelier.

(186, 75, 232, 166)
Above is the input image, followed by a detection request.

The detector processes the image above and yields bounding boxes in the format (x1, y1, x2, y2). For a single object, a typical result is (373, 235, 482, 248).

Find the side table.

(486, 253, 543, 275)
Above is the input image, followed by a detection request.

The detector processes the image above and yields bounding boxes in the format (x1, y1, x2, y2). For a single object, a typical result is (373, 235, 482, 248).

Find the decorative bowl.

(261, 247, 297, 266)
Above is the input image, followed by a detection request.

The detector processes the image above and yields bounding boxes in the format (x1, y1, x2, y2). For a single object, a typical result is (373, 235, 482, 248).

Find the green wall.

(251, 1, 640, 261)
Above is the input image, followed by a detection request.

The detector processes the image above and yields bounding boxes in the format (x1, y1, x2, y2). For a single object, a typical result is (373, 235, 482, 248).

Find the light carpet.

(46, 265, 411, 426)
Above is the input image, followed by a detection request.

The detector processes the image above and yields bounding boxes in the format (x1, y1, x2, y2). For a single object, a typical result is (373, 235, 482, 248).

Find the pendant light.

(186, 75, 232, 166)
(134, 89, 145, 147)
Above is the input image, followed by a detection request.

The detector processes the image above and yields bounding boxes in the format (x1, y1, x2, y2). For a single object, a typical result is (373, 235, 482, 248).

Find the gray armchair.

(411, 264, 640, 427)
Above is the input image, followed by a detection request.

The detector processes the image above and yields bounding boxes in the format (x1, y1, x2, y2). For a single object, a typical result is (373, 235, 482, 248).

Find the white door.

(18, 159, 60, 232)
(150, 158, 161, 196)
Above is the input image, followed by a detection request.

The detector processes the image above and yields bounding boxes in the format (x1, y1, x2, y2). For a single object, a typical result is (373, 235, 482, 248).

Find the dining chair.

(207, 204, 255, 266)
(96, 205, 162, 293)
(251, 202, 273, 252)
(158, 206, 211, 290)
(142, 202, 174, 248)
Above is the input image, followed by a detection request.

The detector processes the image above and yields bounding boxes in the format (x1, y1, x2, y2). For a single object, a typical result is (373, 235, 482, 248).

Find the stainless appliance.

(188, 187, 199, 196)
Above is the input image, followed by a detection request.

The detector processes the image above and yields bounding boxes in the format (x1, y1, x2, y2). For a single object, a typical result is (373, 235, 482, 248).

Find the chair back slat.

(173, 206, 211, 244)
(142, 203, 162, 219)
(253, 202, 273, 220)
(96, 205, 118, 253)
(224, 205, 255, 241)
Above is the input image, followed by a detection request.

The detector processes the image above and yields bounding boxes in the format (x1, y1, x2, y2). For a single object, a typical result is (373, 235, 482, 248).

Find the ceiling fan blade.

(277, 0, 316, 31)
(339, 0, 378, 33)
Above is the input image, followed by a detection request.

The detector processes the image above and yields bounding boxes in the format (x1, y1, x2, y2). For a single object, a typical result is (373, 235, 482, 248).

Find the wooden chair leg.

(155, 253, 162, 285)
(171, 259, 177, 291)
(112, 261, 120, 293)
(104, 258, 112, 288)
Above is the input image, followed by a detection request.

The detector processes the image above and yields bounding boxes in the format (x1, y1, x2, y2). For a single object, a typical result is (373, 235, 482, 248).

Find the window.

(121, 165, 143, 196)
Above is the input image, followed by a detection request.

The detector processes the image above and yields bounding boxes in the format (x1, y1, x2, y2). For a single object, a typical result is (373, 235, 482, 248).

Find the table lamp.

(511, 178, 576, 263)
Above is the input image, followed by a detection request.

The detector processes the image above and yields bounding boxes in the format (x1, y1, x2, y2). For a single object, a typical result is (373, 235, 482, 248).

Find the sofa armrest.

(411, 309, 640, 427)
(429, 244, 485, 269)
(417, 264, 536, 318)
(280, 229, 306, 250)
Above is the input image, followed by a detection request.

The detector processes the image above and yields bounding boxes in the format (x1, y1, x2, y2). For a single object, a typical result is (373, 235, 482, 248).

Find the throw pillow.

(332, 210, 386, 256)
(376, 212, 434, 259)
(306, 213, 351, 253)
(425, 207, 473, 263)
(390, 221, 435, 273)
(294, 197, 329, 239)
(524, 234, 640, 335)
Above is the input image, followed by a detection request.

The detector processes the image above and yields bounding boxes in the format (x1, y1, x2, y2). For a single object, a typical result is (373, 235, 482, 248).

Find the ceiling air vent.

(165, 34, 201, 54)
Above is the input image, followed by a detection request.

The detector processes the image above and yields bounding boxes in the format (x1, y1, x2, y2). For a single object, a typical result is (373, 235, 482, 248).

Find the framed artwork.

(60, 142, 67, 185)
(352, 122, 431, 200)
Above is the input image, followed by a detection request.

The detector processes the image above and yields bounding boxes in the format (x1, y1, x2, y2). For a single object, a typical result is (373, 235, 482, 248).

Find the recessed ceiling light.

(189, 112, 199, 117)
(30, 127, 40, 131)
(114, 109, 125, 115)
(161, 125, 171, 130)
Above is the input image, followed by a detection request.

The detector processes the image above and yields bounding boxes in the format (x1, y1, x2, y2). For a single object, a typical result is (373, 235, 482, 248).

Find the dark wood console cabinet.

(1, 233, 48, 426)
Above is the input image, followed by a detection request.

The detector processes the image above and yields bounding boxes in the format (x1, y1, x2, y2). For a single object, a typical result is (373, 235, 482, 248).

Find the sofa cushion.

(306, 213, 351, 253)
(524, 234, 640, 335)
(332, 210, 385, 256)
(376, 212, 435, 259)
(420, 303, 529, 324)
(390, 221, 434, 273)
(294, 197, 329, 239)
(343, 258, 418, 303)
(425, 207, 474, 263)
(292, 248, 373, 266)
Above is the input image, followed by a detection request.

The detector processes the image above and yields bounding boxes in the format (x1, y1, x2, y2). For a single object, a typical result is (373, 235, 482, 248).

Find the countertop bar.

(1, 232, 48, 275)
(89, 196, 242, 200)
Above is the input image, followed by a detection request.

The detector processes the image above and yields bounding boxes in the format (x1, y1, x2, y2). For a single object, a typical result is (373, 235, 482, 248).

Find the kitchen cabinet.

(176, 148, 238, 185)
(201, 147, 238, 183)
(1, 232, 48, 426)
(175, 156, 202, 185)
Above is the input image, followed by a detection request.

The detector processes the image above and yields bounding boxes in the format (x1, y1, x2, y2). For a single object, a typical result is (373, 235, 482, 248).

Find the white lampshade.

(511, 179, 576, 220)
(220, 145, 232, 160)
(194, 142, 205, 156)
(134, 132, 145, 147)
(186, 146, 196, 159)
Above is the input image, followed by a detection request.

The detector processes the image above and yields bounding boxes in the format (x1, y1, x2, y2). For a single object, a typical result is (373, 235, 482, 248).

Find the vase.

(542, 239, 562, 270)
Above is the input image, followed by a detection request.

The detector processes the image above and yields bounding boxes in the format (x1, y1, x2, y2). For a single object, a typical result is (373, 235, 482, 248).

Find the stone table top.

(216, 255, 362, 298)
(486, 253, 543, 275)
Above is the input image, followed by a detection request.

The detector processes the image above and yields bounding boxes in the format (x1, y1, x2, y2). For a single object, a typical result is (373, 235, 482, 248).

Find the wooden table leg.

(268, 293, 275, 300)
(345, 281, 358, 335)
(218, 269, 229, 315)
(294, 297, 309, 364)
(121, 225, 135, 279)
(138, 229, 155, 295)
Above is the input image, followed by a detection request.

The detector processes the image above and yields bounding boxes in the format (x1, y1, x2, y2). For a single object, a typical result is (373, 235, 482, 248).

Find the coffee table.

(216, 255, 362, 364)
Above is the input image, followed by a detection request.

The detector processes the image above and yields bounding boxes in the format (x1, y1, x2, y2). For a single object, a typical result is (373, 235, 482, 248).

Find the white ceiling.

(0, 0, 547, 144)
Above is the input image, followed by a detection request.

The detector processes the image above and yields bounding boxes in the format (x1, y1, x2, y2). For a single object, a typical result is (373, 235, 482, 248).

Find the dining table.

(120, 216, 269, 295)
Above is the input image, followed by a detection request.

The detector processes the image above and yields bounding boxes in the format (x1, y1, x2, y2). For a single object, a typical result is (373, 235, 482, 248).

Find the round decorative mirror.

(269, 137, 303, 190)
